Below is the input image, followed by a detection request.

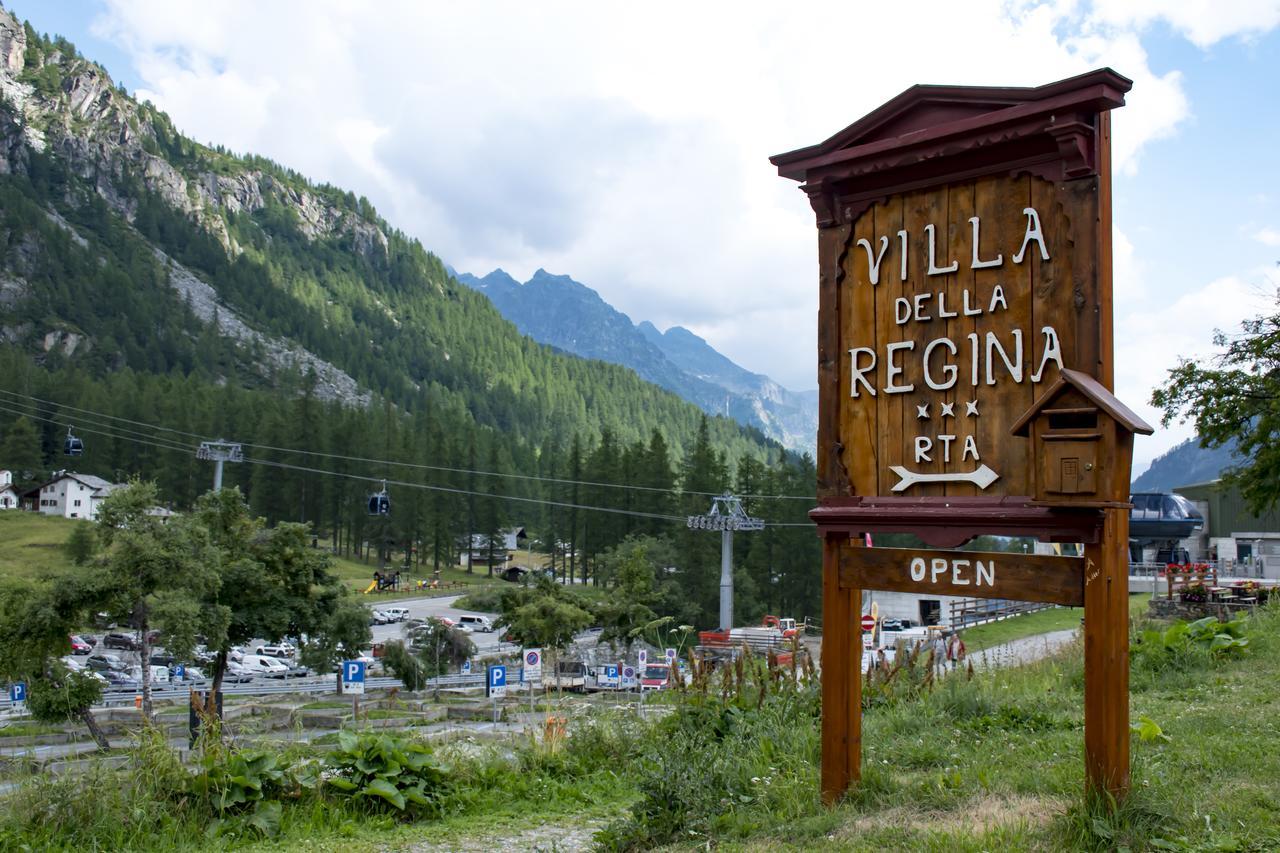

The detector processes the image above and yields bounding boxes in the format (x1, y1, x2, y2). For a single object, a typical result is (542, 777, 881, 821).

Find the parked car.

(149, 650, 177, 668)
(239, 654, 290, 679)
(458, 614, 494, 633)
(224, 661, 256, 682)
(87, 652, 128, 673)
(60, 655, 88, 673)
(69, 635, 93, 655)
(254, 645, 295, 660)
(229, 646, 246, 663)
(128, 665, 170, 684)
(172, 665, 206, 682)
(103, 632, 140, 651)
(384, 607, 410, 622)
(100, 670, 141, 690)
(370, 610, 394, 626)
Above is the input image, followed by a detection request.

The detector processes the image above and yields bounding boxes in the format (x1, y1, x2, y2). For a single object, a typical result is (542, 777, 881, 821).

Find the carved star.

(965, 400, 980, 417)
(940, 402, 955, 418)
(916, 403, 930, 420)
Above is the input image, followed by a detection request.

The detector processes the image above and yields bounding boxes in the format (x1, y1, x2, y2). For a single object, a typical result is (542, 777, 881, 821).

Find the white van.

(458, 614, 494, 633)
(240, 654, 291, 678)
(384, 607, 410, 622)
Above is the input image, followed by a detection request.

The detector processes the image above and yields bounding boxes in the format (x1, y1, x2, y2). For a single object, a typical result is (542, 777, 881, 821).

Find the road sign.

(621, 665, 636, 689)
(664, 647, 677, 664)
(8, 682, 25, 703)
(601, 664, 619, 687)
(487, 664, 507, 698)
(860, 614, 876, 633)
(461, 660, 472, 675)
(523, 649, 542, 680)
(637, 649, 647, 668)
(173, 664, 186, 681)
(341, 660, 366, 695)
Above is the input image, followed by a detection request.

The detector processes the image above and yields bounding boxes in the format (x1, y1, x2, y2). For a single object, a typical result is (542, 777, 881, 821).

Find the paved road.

(368, 594, 504, 651)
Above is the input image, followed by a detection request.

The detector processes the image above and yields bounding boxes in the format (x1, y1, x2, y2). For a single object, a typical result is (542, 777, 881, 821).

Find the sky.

(10, 0, 1280, 475)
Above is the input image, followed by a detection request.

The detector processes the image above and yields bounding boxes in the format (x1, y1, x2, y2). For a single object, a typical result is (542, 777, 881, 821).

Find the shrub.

(323, 731, 449, 816)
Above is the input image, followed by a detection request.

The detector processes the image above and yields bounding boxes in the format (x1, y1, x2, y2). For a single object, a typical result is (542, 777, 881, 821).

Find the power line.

(0, 386, 819, 501)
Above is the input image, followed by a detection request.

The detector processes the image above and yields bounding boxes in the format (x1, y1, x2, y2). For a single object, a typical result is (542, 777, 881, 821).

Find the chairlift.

(63, 426, 84, 457)
(367, 480, 390, 517)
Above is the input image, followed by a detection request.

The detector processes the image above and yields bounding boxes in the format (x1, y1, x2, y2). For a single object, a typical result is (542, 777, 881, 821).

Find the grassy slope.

(719, 607, 1280, 851)
(0, 511, 83, 582)
(959, 595, 1151, 652)
(0, 511, 503, 601)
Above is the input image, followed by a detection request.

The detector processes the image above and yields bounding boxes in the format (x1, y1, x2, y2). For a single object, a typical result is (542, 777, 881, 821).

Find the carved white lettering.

(923, 337, 958, 391)
(857, 236, 890, 286)
(969, 216, 1004, 269)
(938, 434, 956, 462)
(895, 297, 911, 326)
(976, 560, 995, 587)
(1030, 325, 1064, 383)
(913, 293, 932, 322)
(914, 436, 933, 463)
(989, 285, 1008, 313)
(931, 558, 948, 583)
(925, 224, 959, 276)
(1013, 207, 1050, 263)
(952, 559, 971, 585)
(910, 557, 926, 582)
(985, 330, 1024, 384)
(849, 347, 877, 398)
(961, 435, 980, 461)
(962, 289, 982, 317)
(898, 230, 909, 281)
(885, 342, 915, 394)
(937, 291, 957, 319)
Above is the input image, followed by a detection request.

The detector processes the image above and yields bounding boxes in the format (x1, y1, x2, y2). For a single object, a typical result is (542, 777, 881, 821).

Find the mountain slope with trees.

(0, 9, 821, 627)
(456, 268, 818, 454)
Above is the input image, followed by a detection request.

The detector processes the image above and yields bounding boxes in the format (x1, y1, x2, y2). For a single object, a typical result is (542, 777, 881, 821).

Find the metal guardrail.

(0, 672, 493, 712)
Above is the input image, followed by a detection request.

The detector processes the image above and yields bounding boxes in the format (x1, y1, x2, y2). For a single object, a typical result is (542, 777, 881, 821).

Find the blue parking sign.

(342, 660, 366, 695)
(487, 664, 507, 698)
(9, 682, 26, 703)
(461, 660, 472, 674)
(173, 664, 186, 681)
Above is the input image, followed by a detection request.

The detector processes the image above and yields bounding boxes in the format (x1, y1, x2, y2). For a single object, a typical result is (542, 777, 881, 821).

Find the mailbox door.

(1043, 437, 1099, 495)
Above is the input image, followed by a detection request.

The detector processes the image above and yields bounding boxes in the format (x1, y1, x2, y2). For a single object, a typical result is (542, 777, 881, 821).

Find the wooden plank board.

(837, 545, 1085, 606)
(820, 533, 858, 803)
(843, 206, 879, 496)
(1084, 507, 1130, 798)
(817, 224, 853, 497)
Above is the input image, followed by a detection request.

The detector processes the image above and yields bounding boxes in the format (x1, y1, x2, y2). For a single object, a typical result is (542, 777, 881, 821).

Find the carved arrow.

(888, 464, 1000, 492)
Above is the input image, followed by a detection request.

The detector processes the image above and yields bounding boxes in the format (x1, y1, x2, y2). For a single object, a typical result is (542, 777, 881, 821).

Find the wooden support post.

(1083, 506, 1130, 800)
(821, 534, 861, 804)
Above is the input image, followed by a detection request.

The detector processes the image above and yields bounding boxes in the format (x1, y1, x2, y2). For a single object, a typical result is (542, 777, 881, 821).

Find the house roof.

(36, 471, 121, 495)
(1010, 369, 1155, 437)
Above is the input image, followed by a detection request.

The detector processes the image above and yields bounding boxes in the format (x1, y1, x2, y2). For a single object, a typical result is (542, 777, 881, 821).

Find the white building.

(0, 470, 17, 510)
(33, 471, 120, 521)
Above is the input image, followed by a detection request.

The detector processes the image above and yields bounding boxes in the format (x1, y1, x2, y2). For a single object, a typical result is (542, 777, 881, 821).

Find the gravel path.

(969, 628, 1079, 669)
(405, 819, 605, 852)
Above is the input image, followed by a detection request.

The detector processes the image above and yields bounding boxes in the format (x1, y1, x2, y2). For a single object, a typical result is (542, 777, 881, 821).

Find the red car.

(69, 635, 92, 655)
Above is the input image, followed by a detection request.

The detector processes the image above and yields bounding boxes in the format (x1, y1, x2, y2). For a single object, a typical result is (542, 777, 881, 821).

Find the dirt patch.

(843, 793, 1067, 836)
(406, 819, 605, 852)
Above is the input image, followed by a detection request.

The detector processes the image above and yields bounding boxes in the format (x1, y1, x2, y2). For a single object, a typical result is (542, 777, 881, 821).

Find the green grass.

(959, 595, 1150, 652)
(0, 512, 80, 581)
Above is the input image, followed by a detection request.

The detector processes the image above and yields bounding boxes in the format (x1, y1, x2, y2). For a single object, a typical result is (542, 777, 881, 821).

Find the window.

(73, 499, 81, 507)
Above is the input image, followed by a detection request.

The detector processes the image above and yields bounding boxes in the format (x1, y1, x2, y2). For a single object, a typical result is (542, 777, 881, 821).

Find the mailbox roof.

(1010, 369, 1154, 437)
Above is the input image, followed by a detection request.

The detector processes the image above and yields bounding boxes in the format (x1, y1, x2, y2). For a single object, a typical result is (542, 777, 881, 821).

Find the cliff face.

(0, 9, 386, 261)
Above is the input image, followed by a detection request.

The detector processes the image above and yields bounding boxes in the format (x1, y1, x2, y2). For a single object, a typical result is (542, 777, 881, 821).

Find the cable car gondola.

(367, 480, 390, 517)
(63, 426, 84, 457)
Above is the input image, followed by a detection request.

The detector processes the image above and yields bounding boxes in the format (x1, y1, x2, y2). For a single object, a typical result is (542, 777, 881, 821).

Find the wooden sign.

(838, 546, 1085, 607)
(772, 68, 1138, 809)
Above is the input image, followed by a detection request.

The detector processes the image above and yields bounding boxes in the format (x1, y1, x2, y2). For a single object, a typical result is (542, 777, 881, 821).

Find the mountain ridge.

(455, 267, 818, 455)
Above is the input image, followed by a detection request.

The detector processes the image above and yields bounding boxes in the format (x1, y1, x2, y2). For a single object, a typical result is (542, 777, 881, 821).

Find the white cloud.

(1115, 269, 1275, 472)
(1088, 0, 1280, 48)
(1252, 226, 1280, 246)
(83, 0, 1276, 392)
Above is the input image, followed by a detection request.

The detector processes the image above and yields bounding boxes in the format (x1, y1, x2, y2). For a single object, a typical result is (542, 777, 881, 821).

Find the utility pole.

(686, 494, 765, 630)
(196, 440, 243, 492)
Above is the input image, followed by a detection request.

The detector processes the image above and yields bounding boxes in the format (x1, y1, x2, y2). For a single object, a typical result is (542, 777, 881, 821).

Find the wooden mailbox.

(772, 68, 1142, 808)
(1010, 368, 1154, 506)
